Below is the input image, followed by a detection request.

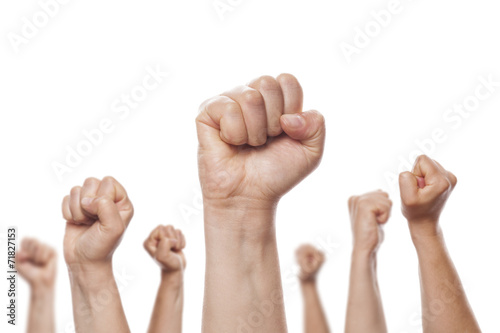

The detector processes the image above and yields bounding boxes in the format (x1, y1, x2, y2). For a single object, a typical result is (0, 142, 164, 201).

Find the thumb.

(399, 171, 419, 203)
(157, 237, 177, 255)
(81, 196, 124, 235)
(280, 110, 325, 153)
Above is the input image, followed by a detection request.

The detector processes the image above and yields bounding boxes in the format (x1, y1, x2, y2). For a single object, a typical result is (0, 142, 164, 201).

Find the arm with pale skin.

(296, 244, 330, 333)
(16, 238, 57, 333)
(345, 191, 391, 333)
(144, 225, 186, 333)
(399, 155, 480, 332)
(196, 74, 326, 332)
(61, 176, 134, 333)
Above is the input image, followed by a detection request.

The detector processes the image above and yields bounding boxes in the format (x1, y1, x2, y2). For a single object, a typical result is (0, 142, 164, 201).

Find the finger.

(412, 155, 443, 186)
(280, 110, 325, 154)
(197, 96, 248, 147)
(248, 75, 284, 136)
(180, 231, 186, 250)
(144, 225, 164, 256)
(69, 186, 92, 224)
(173, 229, 186, 251)
(375, 202, 392, 224)
(276, 73, 303, 114)
(448, 171, 458, 188)
(222, 86, 267, 146)
(81, 196, 125, 238)
(399, 171, 419, 205)
(163, 225, 175, 238)
(80, 177, 101, 216)
(62, 195, 72, 221)
(93, 176, 133, 226)
(156, 237, 178, 262)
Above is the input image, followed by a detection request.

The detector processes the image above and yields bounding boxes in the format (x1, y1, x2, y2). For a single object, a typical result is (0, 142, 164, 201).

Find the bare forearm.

(300, 281, 330, 333)
(345, 251, 387, 333)
(27, 287, 55, 333)
(147, 272, 184, 333)
(68, 263, 130, 333)
(202, 205, 287, 333)
(411, 225, 480, 332)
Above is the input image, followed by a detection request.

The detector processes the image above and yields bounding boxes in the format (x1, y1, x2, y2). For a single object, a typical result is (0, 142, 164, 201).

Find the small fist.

(296, 244, 325, 282)
(399, 155, 457, 226)
(16, 238, 57, 289)
(62, 176, 134, 267)
(144, 225, 186, 273)
(348, 190, 392, 254)
(196, 74, 326, 210)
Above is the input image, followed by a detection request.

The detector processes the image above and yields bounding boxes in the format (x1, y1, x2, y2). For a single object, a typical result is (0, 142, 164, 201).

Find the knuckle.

(102, 176, 117, 184)
(70, 186, 81, 196)
(258, 75, 279, 91)
(241, 88, 264, 107)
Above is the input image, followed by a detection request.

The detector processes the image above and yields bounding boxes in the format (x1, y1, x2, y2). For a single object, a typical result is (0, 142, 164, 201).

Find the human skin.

(296, 244, 330, 333)
(61, 176, 134, 333)
(345, 191, 391, 333)
(144, 225, 186, 333)
(196, 74, 326, 332)
(399, 155, 480, 332)
(16, 238, 57, 333)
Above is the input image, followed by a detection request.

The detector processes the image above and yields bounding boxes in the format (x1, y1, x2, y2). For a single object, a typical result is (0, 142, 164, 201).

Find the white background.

(1, 0, 499, 332)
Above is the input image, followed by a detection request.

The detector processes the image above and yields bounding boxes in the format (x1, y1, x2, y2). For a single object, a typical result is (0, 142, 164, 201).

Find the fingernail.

(282, 114, 305, 128)
(81, 197, 93, 206)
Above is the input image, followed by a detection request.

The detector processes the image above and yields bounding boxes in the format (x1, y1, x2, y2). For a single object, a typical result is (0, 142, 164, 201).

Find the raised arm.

(345, 191, 391, 333)
(399, 155, 480, 332)
(196, 74, 326, 332)
(16, 238, 57, 333)
(61, 176, 134, 333)
(144, 225, 186, 333)
(296, 244, 330, 333)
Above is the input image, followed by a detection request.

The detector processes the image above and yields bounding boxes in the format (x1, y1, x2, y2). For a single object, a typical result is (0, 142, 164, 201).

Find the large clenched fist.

(296, 244, 325, 282)
(62, 177, 134, 267)
(399, 155, 457, 229)
(196, 74, 326, 209)
(348, 191, 392, 254)
(143, 225, 186, 274)
(16, 238, 57, 289)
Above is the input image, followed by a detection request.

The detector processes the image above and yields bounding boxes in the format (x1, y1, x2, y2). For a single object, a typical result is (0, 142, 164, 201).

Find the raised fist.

(143, 225, 186, 274)
(196, 74, 326, 210)
(296, 244, 325, 282)
(61, 176, 134, 268)
(399, 155, 457, 231)
(348, 190, 392, 254)
(16, 238, 57, 289)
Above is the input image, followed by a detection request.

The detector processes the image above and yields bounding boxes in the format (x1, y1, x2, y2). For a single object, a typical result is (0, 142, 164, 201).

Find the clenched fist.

(296, 244, 325, 282)
(196, 74, 326, 210)
(399, 155, 457, 237)
(348, 191, 392, 254)
(144, 225, 186, 274)
(16, 238, 57, 289)
(62, 176, 134, 268)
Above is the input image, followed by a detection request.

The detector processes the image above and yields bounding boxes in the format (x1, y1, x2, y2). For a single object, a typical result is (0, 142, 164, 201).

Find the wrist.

(67, 261, 114, 291)
(352, 247, 377, 263)
(407, 219, 443, 245)
(299, 277, 317, 287)
(30, 283, 55, 299)
(204, 202, 277, 238)
(160, 270, 183, 289)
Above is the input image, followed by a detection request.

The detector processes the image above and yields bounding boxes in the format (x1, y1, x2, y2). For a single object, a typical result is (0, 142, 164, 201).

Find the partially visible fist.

(62, 176, 134, 267)
(296, 244, 325, 282)
(348, 191, 392, 254)
(143, 225, 186, 274)
(399, 155, 457, 227)
(196, 74, 326, 210)
(16, 238, 57, 289)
